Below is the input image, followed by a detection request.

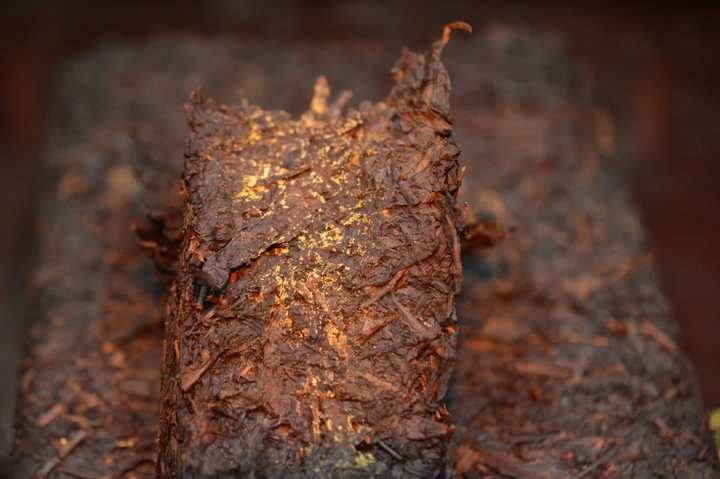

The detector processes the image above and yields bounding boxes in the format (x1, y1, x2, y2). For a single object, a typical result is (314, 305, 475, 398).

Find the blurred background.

(1, 0, 719, 457)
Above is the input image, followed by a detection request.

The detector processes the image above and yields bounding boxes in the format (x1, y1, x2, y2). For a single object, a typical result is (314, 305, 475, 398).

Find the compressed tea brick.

(157, 24, 471, 478)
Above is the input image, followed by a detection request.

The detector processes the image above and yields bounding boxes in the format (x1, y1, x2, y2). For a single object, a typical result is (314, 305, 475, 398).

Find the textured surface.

(158, 28, 468, 478)
(9, 25, 719, 478)
(447, 28, 719, 477)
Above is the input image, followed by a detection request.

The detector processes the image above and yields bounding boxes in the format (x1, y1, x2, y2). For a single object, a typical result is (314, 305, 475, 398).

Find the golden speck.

(116, 437, 137, 448)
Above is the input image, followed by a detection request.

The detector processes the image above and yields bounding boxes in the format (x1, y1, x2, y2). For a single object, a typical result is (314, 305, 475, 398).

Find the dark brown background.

(1, 0, 718, 456)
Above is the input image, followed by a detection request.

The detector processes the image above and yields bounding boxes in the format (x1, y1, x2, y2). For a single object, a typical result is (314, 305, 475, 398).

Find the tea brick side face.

(158, 29, 468, 478)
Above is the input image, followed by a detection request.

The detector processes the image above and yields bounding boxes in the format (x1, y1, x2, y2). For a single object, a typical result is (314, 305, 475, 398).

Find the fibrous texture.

(157, 24, 470, 478)
(13, 18, 718, 479)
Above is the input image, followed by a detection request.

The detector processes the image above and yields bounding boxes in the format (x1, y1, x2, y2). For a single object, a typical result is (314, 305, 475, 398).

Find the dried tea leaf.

(158, 24, 471, 478)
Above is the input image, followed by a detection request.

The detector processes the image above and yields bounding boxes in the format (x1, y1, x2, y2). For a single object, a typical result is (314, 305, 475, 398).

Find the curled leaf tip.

(441, 21, 473, 46)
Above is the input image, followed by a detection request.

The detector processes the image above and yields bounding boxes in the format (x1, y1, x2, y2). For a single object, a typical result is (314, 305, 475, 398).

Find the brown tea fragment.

(158, 24, 470, 478)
